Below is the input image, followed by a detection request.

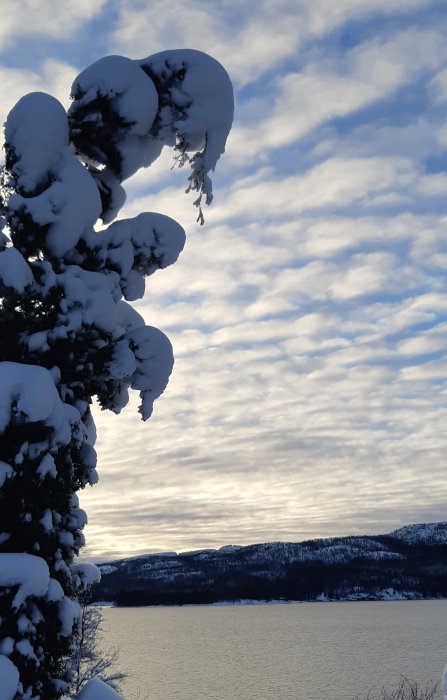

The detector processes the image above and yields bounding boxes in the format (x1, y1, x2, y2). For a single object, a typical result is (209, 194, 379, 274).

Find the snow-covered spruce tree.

(0, 50, 233, 700)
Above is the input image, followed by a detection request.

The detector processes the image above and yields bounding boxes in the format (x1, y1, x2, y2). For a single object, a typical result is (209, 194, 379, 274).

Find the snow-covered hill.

(390, 521, 447, 545)
(92, 522, 447, 605)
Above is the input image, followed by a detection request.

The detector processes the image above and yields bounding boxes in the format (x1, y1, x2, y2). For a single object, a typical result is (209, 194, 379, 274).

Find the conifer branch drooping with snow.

(0, 50, 233, 700)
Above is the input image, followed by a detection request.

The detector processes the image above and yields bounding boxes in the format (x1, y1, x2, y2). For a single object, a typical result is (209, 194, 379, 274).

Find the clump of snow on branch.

(0, 247, 33, 293)
(6, 93, 101, 258)
(0, 654, 20, 700)
(0, 552, 84, 698)
(77, 677, 125, 699)
(68, 211, 186, 302)
(141, 49, 234, 220)
(69, 49, 233, 223)
(0, 47, 233, 700)
(0, 553, 50, 609)
(4, 93, 69, 194)
(0, 362, 64, 432)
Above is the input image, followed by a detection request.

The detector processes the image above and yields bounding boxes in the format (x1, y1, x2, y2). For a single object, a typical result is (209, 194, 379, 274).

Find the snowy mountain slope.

(92, 522, 447, 605)
(390, 521, 447, 544)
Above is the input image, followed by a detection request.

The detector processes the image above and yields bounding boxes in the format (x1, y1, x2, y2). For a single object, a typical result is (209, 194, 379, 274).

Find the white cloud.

(0, 59, 77, 129)
(304, 0, 436, 35)
(398, 329, 447, 356)
(229, 26, 447, 164)
(109, 0, 440, 87)
(206, 156, 416, 223)
(429, 66, 447, 104)
(0, 1, 106, 47)
(3, 0, 447, 559)
(110, 0, 302, 85)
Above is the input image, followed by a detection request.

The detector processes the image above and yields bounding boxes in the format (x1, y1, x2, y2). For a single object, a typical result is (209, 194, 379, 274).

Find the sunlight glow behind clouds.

(1, 0, 447, 560)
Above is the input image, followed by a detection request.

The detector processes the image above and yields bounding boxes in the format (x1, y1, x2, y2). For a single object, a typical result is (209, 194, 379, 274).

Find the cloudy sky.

(2, 0, 447, 561)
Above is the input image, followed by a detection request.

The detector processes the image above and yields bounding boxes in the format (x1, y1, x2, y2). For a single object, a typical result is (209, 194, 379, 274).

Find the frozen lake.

(100, 600, 447, 700)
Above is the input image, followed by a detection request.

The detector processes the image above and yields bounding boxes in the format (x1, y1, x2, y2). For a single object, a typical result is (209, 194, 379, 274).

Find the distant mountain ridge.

(389, 521, 447, 544)
(91, 522, 447, 605)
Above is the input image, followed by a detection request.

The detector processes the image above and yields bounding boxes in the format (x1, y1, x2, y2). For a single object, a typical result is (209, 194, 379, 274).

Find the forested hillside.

(91, 522, 447, 605)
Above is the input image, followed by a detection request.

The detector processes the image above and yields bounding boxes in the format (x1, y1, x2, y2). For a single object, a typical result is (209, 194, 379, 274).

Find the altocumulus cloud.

(0, 0, 446, 560)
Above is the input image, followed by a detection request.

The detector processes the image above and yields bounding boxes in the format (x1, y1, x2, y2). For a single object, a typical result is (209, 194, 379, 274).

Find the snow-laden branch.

(69, 49, 234, 223)
(77, 677, 125, 699)
(68, 212, 186, 301)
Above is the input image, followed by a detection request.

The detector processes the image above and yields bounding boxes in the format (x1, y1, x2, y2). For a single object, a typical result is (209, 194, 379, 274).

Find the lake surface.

(99, 600, 447, 700)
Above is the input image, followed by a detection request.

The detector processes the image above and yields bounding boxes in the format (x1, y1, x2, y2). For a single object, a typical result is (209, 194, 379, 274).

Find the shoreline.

(93, 595, 447, 609)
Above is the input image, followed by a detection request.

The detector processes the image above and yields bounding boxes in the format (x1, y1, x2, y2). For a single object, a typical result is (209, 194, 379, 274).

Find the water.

(99, 600, 447, 700)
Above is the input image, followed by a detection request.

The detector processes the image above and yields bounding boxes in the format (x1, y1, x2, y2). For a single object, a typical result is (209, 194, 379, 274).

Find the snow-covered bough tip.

(69, 49, 234, 224)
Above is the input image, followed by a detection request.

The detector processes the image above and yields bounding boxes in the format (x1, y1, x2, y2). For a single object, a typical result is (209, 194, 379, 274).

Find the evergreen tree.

(0, 51, 233, 700)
